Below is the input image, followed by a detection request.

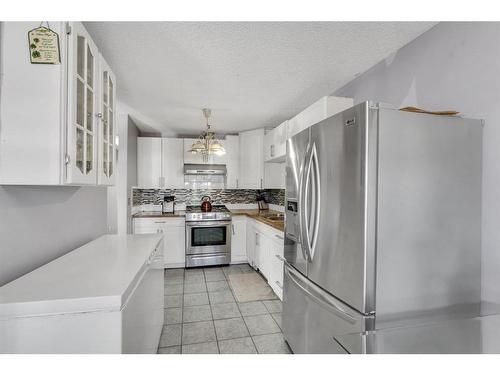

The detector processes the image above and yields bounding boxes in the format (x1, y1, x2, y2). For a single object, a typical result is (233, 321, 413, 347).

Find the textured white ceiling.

(85, 22, 436, 135)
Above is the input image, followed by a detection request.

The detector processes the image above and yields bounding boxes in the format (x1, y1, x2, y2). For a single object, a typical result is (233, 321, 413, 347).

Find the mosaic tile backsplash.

(133, 188, 285, 206)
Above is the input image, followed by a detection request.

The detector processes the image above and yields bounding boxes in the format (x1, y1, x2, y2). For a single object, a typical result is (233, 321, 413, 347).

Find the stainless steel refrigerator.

(282, 102, 483, 353)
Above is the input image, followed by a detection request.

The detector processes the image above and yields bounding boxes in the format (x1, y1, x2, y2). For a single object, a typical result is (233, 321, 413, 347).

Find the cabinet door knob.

(96, 113, 103, 118)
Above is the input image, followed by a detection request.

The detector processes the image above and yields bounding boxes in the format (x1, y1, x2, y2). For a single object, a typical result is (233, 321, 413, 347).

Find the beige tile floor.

(158, 264, 291, 354)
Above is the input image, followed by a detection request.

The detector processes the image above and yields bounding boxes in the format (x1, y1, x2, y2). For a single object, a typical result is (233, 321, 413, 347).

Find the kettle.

(201, 196, 212, 212)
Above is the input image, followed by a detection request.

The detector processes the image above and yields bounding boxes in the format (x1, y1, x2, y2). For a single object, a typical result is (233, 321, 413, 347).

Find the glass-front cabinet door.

(98, 56, 116, 185)
(66, 22, 98, 184)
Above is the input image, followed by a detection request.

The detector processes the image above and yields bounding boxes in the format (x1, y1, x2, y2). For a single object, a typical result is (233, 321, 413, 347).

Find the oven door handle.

(186, 220, 232, 227)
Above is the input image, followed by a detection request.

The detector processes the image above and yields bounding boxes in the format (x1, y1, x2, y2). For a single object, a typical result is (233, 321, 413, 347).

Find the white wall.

(0, 186, 107, 286)
(336, 22, 500, 304)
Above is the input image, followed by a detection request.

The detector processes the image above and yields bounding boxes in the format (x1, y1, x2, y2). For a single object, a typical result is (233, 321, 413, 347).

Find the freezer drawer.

(282, 264, 374, 354)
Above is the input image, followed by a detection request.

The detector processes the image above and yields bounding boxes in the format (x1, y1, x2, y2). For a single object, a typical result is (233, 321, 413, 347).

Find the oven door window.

(191, 226, 227, 247)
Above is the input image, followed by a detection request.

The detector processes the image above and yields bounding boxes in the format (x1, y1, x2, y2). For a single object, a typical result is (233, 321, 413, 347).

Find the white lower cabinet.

(246, 219, 257, 269)
(133, 218, 185, 268)
(231, 216, 247, 263)
(244, 217, 284, 301)
(269, 235, 285, 300)
(258, 230, 272, 281)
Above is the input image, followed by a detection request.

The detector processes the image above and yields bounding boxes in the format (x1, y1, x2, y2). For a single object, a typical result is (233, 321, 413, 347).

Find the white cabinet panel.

(122, 264, 164, 353)
(287, 96, 353, 139)
(259, 234, 272, 281)
(239, 129, 264, 189)
(137, 137, 184, 189)
(133, 218, 185, 268)
(264, 162, 285, 189)
(264, 120, 287, 163)
(231, 216, 247, 263)
(0, 22, 65, 184)
(225, 135, 240, 189)
(269, 235, 284, 301)
(162, 224, 185, 268)
(137, 138, 162, 188)
(246, 220, 257, 269)
(162, 138, 184, 188)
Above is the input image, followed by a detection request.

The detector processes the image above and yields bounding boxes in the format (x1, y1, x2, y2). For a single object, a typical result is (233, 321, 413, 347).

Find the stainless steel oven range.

(185, 205, 232, 267)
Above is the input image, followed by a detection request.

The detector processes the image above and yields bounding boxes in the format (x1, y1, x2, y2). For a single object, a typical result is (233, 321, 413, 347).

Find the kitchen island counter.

(0, 234, 164, 353)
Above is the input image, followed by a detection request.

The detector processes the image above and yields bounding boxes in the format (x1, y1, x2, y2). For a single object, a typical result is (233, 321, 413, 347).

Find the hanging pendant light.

(188, 108, 226, 156)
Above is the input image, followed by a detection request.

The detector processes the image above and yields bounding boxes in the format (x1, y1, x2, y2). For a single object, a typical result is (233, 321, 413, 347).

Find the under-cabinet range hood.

(184, 164, 227, 175)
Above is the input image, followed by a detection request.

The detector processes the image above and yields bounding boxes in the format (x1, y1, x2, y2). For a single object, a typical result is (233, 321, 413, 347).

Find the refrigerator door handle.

(285, 265, 357, 324)
(302, 142, 321, 262)
(297, 146, 310, 262)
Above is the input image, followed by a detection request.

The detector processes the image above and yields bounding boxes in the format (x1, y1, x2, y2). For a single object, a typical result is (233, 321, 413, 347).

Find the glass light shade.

(210, 140, 226, 155)
(190, 140, 206, 153)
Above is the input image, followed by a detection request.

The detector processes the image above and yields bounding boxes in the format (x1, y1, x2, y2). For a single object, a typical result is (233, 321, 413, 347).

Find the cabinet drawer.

(133, 217, 184, 228)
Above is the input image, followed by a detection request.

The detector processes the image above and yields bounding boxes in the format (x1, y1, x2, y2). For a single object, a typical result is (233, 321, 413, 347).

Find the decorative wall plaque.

(28, 25, 60, 64)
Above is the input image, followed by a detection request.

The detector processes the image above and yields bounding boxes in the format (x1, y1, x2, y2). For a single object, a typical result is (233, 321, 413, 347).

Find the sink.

(267, 217, 284, 222)
(264, 214, 284, 221)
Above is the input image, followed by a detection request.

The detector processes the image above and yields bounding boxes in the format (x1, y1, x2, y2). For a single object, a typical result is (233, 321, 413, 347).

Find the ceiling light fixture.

(188, 108, 226, 158)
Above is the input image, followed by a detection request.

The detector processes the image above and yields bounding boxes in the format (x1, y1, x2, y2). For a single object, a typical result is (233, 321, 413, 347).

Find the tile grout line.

(204, 269, 221, 354)
(180, 270, 185, 353)
(228, 264, 259, 353)
(203, 270, 221, 354)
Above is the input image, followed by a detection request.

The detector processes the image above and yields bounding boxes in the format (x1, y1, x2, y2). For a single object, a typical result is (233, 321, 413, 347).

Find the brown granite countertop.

(132, 211, 186, 218)
(230, 209, 284, 232)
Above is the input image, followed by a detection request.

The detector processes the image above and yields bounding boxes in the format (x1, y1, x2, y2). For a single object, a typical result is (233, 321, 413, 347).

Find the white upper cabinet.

(137, 137, 162, 188)
(97, 56, 117, 186)
(264, 163, 285, 189)
(225, 135, 240, 189)
(162, 138, 184, 189)
(137, 137, 184, 189)
(287, 96, 353, 139)
(239, 129, 264, 189)
(264, 120, 287, 163)
(0, 22, 116, 186)
(67, 22, 99, 184)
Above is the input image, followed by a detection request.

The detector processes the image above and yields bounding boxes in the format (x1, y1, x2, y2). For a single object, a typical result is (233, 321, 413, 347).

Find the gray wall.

(126, 117, 139, 233)
(336, 22, 500, 304)
(0, 186, 107, 286)
(115, 111, 139, 235)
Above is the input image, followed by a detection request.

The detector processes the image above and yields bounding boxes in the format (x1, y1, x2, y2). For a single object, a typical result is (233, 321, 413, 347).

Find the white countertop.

(0, 234, 163, 319)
